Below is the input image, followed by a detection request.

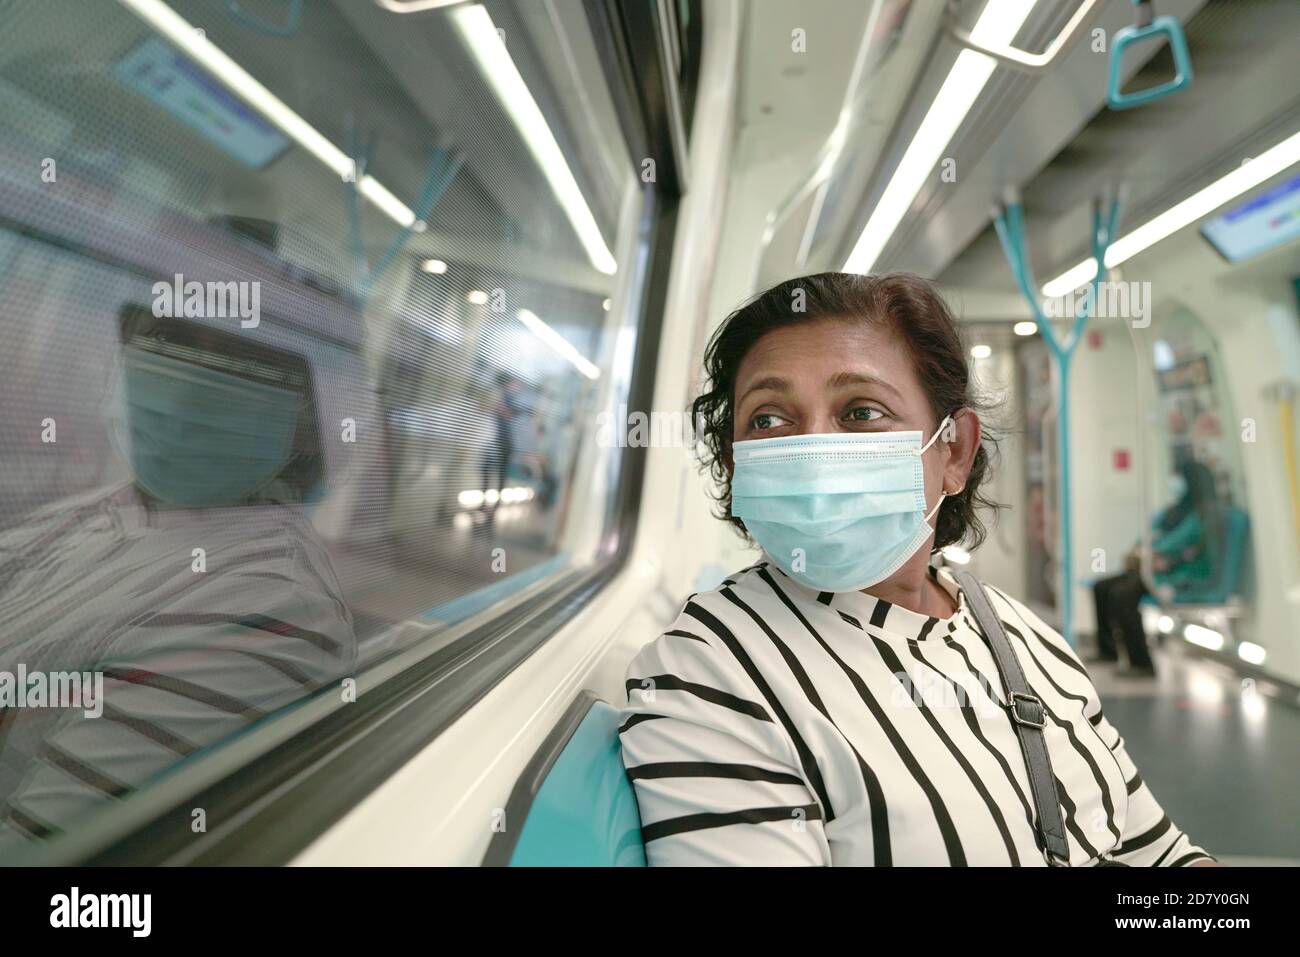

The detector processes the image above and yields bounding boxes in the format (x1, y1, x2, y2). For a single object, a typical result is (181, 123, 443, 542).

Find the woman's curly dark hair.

(691, 271, 1003, 553)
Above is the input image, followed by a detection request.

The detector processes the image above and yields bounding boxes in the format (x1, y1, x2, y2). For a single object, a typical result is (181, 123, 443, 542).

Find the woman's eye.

(751, 412, 788, 431)
(845, 406, 883, 424)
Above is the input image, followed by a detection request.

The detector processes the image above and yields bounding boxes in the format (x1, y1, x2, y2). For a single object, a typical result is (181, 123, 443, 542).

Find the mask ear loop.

(918, 414, 957, 526)
(925, 482, 965, 523)
(917, 414, 953, 456)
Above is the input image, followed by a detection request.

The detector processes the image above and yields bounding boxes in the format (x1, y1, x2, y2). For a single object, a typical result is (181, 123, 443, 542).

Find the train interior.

(0, 0, 1297, 865)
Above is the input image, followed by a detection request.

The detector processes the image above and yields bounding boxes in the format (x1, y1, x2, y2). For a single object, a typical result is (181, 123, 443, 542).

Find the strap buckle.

(1008, 692, 1046, 729)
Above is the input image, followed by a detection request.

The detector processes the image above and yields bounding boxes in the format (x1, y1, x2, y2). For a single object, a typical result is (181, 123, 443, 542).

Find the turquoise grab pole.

(344, 141, 464, 300)
(993, 196, 1121, 647)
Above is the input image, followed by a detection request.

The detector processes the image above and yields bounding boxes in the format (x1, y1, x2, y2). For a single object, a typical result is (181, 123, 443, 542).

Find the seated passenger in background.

(620, 272, 1216, 867)
(0, 313, 356, 852)
(1091, 459, 1221, 677)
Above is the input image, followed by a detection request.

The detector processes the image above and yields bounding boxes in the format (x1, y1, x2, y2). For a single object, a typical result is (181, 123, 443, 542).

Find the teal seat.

(1137, 506, 1250, 607)
(1168, 506, 1250, 604)
(483, 692, 646, 866)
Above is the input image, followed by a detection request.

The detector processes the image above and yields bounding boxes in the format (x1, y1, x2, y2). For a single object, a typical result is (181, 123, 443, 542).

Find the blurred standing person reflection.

(480, 371, 528, 524)
(1091, 458, 1221, 677)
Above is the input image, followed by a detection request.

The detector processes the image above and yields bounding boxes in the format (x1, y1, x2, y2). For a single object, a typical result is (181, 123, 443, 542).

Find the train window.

(0, 0, 644, 856)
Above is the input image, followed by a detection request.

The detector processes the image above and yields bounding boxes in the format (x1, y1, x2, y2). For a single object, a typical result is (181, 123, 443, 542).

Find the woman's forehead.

(735, 318, 914, 395)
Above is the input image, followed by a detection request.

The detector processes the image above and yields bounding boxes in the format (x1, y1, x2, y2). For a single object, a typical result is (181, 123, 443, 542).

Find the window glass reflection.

(0, 0, 635, 853)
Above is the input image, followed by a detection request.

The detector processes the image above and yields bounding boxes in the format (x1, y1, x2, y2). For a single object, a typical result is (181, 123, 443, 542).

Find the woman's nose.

(797, 412, 843, 436)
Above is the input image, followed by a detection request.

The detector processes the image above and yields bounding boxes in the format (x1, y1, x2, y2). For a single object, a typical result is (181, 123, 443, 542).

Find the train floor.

(1082, 637, 1300, 865)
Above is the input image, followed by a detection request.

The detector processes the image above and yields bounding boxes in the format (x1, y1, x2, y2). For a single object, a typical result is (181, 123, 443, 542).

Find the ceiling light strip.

(117, 0, 418, 228)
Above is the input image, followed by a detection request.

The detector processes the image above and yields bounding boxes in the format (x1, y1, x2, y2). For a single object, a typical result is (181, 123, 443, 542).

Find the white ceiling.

(938, 0, 1300, 297)
(719, 0, 1299, 309)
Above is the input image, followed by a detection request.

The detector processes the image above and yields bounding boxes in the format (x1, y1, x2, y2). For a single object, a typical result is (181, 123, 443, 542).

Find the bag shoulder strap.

(952, 569, 1071, 866)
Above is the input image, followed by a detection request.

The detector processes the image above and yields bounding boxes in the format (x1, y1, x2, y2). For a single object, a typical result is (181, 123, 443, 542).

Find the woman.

(0, 313, 356, 852)
(1091, 459, 1221, 676)
(619, 272, 1215, 867)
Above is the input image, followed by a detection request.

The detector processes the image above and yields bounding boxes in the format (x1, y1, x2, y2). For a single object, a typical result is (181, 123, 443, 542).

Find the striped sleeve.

(1088, 705, 1215, 866)
(0, 539, 357, 847)
(619, 615, 829, 866)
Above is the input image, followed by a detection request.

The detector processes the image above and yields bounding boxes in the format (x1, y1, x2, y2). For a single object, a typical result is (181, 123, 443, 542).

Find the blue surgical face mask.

(730, 416, 953, 593)
(110, 345, 301, 507)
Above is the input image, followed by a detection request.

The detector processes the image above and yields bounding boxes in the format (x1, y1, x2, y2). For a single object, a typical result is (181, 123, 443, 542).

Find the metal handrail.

(945, 0, 1107, 73)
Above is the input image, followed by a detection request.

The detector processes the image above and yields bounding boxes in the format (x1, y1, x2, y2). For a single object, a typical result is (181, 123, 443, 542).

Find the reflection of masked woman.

(0, 310, 354, 853)
(108, 309, 323, 508)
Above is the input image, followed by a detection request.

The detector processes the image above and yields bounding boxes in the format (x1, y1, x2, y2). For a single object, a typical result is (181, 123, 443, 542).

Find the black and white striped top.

(619, 560, 1213, 866)
(0, 483, 356, 851)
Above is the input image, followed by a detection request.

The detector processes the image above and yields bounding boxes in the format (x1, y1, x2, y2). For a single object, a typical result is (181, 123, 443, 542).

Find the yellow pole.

(1279, 391, 1300, 548)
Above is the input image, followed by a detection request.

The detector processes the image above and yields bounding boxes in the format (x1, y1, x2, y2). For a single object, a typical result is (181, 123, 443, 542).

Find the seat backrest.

(484, 693, 646, 867)
(1213, 506, 1251, 597)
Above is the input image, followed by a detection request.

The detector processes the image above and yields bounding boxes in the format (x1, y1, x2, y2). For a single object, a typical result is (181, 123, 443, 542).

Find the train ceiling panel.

(939, 0, 1300, 295)
(856, 0, 1207, 283)
(751, 0, 934, 289)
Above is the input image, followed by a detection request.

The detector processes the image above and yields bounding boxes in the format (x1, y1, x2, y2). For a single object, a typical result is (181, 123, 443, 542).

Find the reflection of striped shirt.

(620, 561, 1213, 867)
(0, 484, 356, 852)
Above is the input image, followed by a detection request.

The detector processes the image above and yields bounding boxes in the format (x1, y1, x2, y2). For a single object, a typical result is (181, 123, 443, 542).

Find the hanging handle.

(1107, 1, 1194, 110)
(944, 0, 1107, 74)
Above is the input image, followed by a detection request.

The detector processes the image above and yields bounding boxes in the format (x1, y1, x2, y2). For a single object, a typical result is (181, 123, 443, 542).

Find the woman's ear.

(945, 408, 980, 492)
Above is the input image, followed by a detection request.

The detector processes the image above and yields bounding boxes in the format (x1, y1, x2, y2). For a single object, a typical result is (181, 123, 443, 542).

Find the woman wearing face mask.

(619, 272, 1215, 867)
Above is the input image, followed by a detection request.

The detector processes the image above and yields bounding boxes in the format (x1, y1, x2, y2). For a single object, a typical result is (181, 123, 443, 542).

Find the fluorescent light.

(466, 290, 489, 305)
(1042, 261, 1096, 298)
(421, 259, 449, 274)
(602, 298, 612, 312)
(458, 486, 535, 508)
(376, 0, 464, 11)
(116, 0, 418, 229)
(845, 0, 1038, 273)
(1013, 320, 1038, 336)
(1044, 128, 1300, 296)
(451, 6, 617, 275)
(517, 309, 600, 380)
(970, 344, 992, 359)
(1157, 614, 1175, 634)
(1184, 623, 1224, 651)
(1238, 641, 1267, 666)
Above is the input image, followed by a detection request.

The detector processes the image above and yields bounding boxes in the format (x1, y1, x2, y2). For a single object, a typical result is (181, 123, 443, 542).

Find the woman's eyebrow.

(737, 375, 788, 405)
(827, 371, 902, 399)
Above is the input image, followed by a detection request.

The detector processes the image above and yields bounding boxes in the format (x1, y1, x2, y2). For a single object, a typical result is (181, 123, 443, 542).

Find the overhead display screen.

(1201, 171, 1300, 263)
